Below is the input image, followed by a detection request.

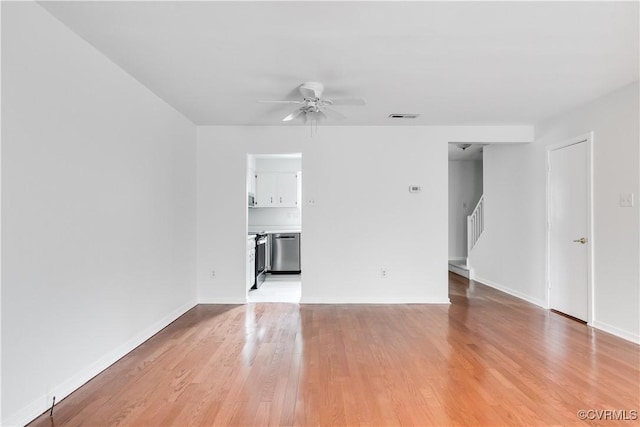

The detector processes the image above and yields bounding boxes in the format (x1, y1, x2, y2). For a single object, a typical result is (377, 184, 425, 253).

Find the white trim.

(300, 297, 451, 304)
(473, 275, 546, 308)
(591, 320, 640, 344)
(0, 2, 4, 422)
(2, 299, 197, 427)
(448, 264, 469, 278)
(197, 297, 247, 304)
(545, 132, 594, 323)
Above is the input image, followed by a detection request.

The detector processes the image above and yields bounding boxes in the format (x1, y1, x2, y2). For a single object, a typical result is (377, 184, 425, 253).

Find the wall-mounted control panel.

(620, 192, 634, 207)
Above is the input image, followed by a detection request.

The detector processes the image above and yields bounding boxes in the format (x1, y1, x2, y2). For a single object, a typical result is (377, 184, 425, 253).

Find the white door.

(549, 141, 588, 321)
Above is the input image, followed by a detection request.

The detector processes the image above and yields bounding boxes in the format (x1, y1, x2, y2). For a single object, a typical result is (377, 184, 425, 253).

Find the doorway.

(246, 153, 302, 303)
(546, 133, 593, 322)
(447, 143, 485, 278)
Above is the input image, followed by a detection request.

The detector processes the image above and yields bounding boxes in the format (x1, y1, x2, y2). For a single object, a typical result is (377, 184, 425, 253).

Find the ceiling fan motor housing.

(299, 81, 325, 99)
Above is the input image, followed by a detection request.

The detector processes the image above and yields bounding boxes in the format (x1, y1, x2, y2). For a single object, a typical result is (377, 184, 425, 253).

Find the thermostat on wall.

(408, 185, 421, 193)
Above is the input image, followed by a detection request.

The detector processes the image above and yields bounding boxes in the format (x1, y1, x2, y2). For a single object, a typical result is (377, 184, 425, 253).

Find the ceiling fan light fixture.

(260, 81, 365, 132)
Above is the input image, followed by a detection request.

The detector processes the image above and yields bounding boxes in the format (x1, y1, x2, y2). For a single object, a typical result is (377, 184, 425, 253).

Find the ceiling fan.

(259, 82, 365, 124)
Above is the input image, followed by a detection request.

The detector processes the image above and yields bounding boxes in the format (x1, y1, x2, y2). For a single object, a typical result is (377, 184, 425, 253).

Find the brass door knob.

(573, 237, 587, 244)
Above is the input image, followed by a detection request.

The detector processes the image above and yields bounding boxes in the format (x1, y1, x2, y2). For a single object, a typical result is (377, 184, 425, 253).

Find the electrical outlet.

(307, 199, 317, 206)
(211, 270, 216, 278)
(380, 268, 389, 278)
(620, 192, 634, 207)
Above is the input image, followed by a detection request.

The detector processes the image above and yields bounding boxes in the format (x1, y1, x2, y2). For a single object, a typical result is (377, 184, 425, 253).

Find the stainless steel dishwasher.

(270, 233, 301, 273)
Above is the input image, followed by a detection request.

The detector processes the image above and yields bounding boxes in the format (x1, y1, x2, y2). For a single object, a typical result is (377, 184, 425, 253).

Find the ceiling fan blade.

(322, 107, 346, 121)
(282, 109, 304, 122)
(259, 100, 303, 104)
(325, 97, 365, 106)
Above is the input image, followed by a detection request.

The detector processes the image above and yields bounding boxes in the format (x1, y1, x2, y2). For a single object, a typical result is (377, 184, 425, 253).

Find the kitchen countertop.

(248, 227, 301, 235)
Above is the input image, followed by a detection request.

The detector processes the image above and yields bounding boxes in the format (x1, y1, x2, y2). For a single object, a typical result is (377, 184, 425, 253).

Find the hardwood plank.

(27, 274, 639, 426)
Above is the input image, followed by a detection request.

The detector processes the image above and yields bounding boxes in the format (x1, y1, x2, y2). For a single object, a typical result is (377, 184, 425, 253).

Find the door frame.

(545, 132, 594, 324)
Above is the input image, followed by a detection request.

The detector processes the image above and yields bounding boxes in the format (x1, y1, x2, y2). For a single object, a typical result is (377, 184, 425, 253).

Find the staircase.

(467, 195, 484, 253)
(449, 195, 484, 279)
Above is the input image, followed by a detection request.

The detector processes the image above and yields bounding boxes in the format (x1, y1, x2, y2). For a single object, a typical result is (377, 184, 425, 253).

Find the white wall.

(249, 207, 301, 229)
(1, 3, 198, 425)
(468, 143, 547, 305)
(197, 125, 532, 304)
(256, 158, 301, 172)
(470, 82, 639, 342)
(448, 160, 483, 259)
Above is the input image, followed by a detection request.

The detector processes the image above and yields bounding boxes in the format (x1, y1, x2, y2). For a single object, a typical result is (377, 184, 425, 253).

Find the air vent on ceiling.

(388, 114, 420, 119)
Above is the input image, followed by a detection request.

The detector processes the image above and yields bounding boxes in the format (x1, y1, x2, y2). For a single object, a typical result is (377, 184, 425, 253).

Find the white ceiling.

(39, 1, 638, 126)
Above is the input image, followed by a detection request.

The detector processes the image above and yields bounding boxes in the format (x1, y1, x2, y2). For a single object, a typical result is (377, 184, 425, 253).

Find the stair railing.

(467, 195, 484, 253)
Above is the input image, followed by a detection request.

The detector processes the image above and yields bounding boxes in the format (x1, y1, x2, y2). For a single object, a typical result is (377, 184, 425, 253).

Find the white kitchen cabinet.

(255, 172, 298, 207)
(247, 168, 256, 196)
(256, 172, 276, 206)
(276, 173, 298, 206)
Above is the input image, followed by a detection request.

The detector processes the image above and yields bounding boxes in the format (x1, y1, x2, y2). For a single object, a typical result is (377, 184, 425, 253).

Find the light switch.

(619, 192, 634, 207)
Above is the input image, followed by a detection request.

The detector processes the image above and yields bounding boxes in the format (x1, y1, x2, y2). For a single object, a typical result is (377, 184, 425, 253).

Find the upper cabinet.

(256, 172, 298, 207)
(247, 167, 257, 196)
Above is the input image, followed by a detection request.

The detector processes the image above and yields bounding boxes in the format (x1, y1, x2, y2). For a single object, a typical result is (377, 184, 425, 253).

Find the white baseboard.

(300, 296, 451, 304)
(197, 297, 246, 304)
(470, 276, 639, 345)
(3, 299, 197, 427)
(472, 275, 546, 308)
(198, 294, 452, 305)
(448, 264, 469, 278)
(591, 320, 640, 344)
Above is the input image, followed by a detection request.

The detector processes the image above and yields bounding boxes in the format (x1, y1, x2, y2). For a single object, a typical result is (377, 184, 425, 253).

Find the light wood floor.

(29, 273, 639, 426)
